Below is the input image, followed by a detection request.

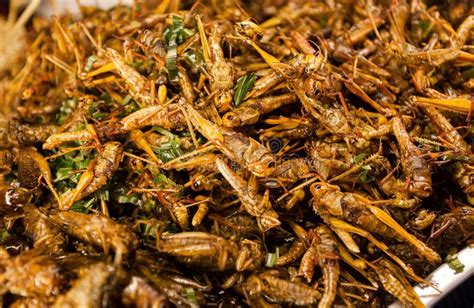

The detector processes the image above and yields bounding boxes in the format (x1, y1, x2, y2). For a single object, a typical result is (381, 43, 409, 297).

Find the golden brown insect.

(122, 276, 168, 308)
(368, 258, 423, 308)
(60, 142, 123, 210)
(0, 248, 61, 297)
(243, 271, 321, 306)
(185, 104, 275, 177)
(103, 48, 155, 106)
(310, 183, 441, 264)
(22, 204, 65, 254)
(49, 211, 138, 264)
(222, 93, 298, 127)
(156, 231, 239, 271)
(54, 262, 128, 308)
(197, 18, 234, 112)
(299, 226, 340, 308)
(392, 116, 432, 198)
(216, 157, 280, 231)
(0, 185, 31, 212)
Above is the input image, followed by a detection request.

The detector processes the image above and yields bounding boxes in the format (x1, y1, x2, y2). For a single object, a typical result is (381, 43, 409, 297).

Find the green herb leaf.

(70, 198, 96, 213)
(359, 164, 373, 183)
(84, 55, 97, 73)
(0, 229, 12, 242)
(233, 73, 257, 107)
(56, 97, 78, 124)
(185, 288, 198, 305)
(166, 43, 178, 82)
(152, 126, 178, 138)
(121, 95, 133, 106)
(152, 136, 183, 163)
(353, 153, 367, 164)
(265, 247, 280, 267)
(445, 254, 464, 274)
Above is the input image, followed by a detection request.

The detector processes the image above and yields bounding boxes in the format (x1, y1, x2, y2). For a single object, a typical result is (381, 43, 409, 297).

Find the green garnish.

(359, 164, 373, 183)
(70, 198, 96, 213)
(185, 287, 198, 304)
(56, 97, 78, 124)
(165, 44, 178, 82)
(233, 73, 257, 107)
(164, 15, 194, 82)
(84, 55, 97, 72)
(265, 247, 280, 267)
(445, 254, 464, 274)
(353, 153, 367, 164)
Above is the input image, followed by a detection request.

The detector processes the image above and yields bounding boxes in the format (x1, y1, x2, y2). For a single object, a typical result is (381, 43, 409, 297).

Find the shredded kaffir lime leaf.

(233, 73, 257, 107)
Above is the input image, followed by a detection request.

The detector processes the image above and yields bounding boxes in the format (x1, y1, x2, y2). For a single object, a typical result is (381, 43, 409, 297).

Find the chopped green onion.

(445, 254, 464, 274)
(117, 193, 141, 205)
(185, 287, 198, 305)
(359, 164, 373, 183)
(54, 167, 74, 182)
(84, 55, 97, 72)
(70, 198, 96, 213)
(266, 247, 280, 267)
(153, 136, 183, 163)
(234, 73, 257, 107)
(353, 153, 367, 164)
(56, 97, 78, 124)
(166, 44, 178, 82)
(152, 126, 178, 138)
(121, 95, 133, 106)
(0, 229, 12, 242)
(100, 92, 112, 103)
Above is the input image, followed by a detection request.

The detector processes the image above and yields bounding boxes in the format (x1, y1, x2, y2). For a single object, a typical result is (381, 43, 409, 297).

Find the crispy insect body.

(311, 184, 440, 263)
(45, 105, 185, 149)
(17, 148, 62, 206)
(155, 192, 189, 230)
(235, 239, 265, 272)
(423, 107, 474, 204)
(49, 212, 138, 263)
(206, 23, 234, 112)
(247, 69, 285, 98)
(216, 157, 280, 231)
(0, 248, 61, 297)
(266, 158, 311, 188)
(306, 140, 353, 180)
(430, 207, 474, 250)
(104, 48, 154, 106)
(178, 67, 196, 103)
(369, 259, 423, 308)
(22, 204, 65, 253)
(275, 239, 306, 266)
(120, 104, 186, 131)
(12, 123, 60, 146)
(244, 272, 321, 306)
(43, 129, 94, 150)
(185, 104, 275, 177)
(60, 142, 122, 210)
(122, 276, 168, 308)
(0, 185, 30, 212)
(54, 262, 128, 308)
(130, 129, 161, 163)
(295, 88, 352, 136)
(299, 226, 340, 308)
(392, 116, 432, 198)
(156, 232, 239, 271)
(222, 93, 298, 127)
(191, 195, 209, 226)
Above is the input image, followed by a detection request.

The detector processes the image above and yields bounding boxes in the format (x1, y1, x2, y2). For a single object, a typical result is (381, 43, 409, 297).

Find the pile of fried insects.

(0, 0, 473, 306)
